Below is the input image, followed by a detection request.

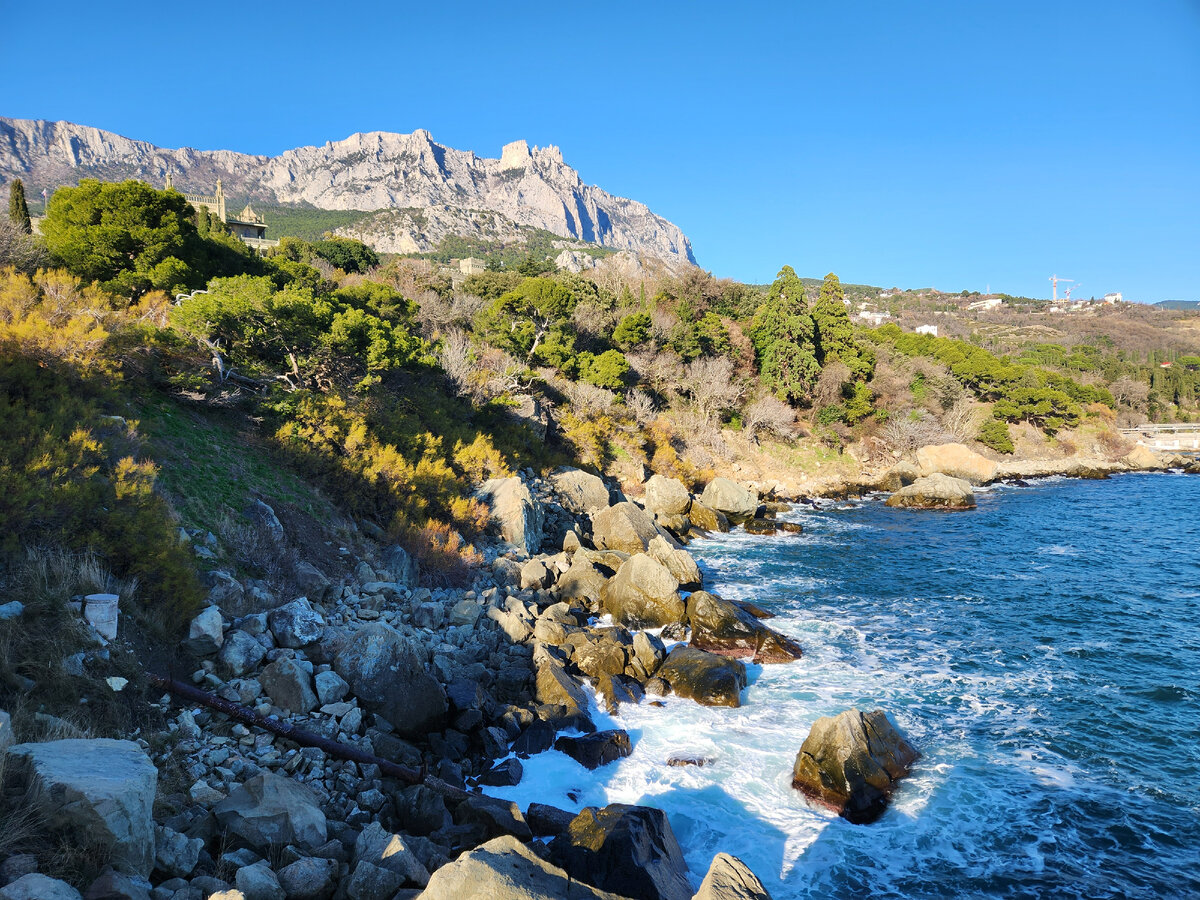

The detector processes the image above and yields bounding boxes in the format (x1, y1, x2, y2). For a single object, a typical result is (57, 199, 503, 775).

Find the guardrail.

(1118, 424, 1200, 435)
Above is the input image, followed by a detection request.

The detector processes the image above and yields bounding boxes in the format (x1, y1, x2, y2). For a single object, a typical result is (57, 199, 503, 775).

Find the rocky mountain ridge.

(0, 117, 697, 266)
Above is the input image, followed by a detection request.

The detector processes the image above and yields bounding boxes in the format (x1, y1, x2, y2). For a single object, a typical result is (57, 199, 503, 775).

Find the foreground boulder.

(693, 853, 774, 900)
(643, 474, 692, 517)
(4, 739, 157, 876)
(600, 554, 686, 629)
(655, 646, 747, 707)
(647, 536, 702, 591)
(551, 804, 692, 900)
(0, 874, 82, 900)
(551, 467, 612, 515)
(592, 502, 665, 555)
(1122, 444, 1164, 470)
(477, 476, 544, 553)
(700, 477, 758, 521)
(885, 473, 976, 510)
(420, 835, 629, 900)
(686, 592, 802, 663)
(214, 772, 328, 850)
(791, 708, 919, 824)
(688, 501, 730, 533)
(915, 442, 998, 484)
(327, 622, 447, 738)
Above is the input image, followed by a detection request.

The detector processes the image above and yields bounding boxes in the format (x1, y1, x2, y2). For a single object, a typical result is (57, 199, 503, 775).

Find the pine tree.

(812, 272, 874, 381)
(750, 265, 820, 402)
(8, 178, 32, 234)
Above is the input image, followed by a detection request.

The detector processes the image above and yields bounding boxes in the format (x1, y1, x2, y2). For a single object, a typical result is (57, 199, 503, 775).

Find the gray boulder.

(246, 499, 285, 543)
(293, 561, 333, 603)
(647, 536, 702, 591)
(217, 630, 266, 676)
(700, 478, 758, 521)
(327, 623, 447, 739)
(600, 554, 685, 630)
(558, 556, 608, 609)
(693, 853, 773, 900)
(643, 474, 691, 517)
(0, 874, 82, 900)
(419, 835, 629, 900)
(213, 773, 327, 851)
(348, 822, 430, 897)
(267, 598, 325, 649)
(885, 473, 976, 510)
(550, 468, 611, 514)
(313, 669, 349, 705)
(686, 591, 802, 664)
(260, 656, 319, 715)
(655, 646, 747, 708)
(5, 739, 157, 875)
(791, 708, 919, 824)
(234, 862, 285, 900)
(184, 606, 224, 655)
(154, 824, 203, 878)
(277, 857, 338, 900)
(477, 476, 544, 553)
(591, 502, 663, 555)
(381, 544, 419, 587)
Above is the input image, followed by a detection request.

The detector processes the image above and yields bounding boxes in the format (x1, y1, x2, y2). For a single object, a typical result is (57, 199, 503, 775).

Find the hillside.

(0, 117, 697, 267)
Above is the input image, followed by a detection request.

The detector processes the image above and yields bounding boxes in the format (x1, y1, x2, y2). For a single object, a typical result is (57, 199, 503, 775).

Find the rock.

(885, 473, 976, 510)
(260, 657, 319, 714)
(790, 708, 920, 824)
(916, 442, 998, 484)
(452, 794, 532, 842)
(742, 518, 777, 535)
(0, 601, 23, 620)
(267, 598, 325, 649)
(535, 657, 591, 719)
(449, 598, 483, 628)
(687, 502, 729, 533)
(686, 591, 802, 664)
(646, 536, 702, 591)
(655, 646, 747, 708)
(0, 874, 82, 900)
(666, 754, 712, 767)
(480, 758, 524, 786)
(554, 730, 632, 770)
(246, 499, 285, 542)
(600, 554, 685, 630)
(551, 804, 692, 900)
(350, 822, 430, 894)
(293, 561, 333, 603)
(631, 630, 665, 677)
(419, 835, 629, 900)
(0, 709, 12, 756)
(526, 802, 577, 839)
(511, 719, 557, 757)
(520, 559, 552, 590)
(218, 630, 267, 676)
(0, 854, 36, 886)
(213, 773, 327, 851)
(154, 825, 203, 878)
(566, 631, 628, 680)
(700, 478, 758, 521)
(394, 784, 450, 836)
(643, 475, 691, 517)
(183, 606, 224, 655)
(276, 857, 337, 900)
(558, 556, 608, 608)
(693, 853, 773, 900)
(5, 739, 156, 875)
(477, 476, 544, 554)
(327, 622, 447, 739)
(83, 870, 152, 899)
(381, 544, 419, 587)
(234, 862, 285, 900)
(1123, 444, 1164, 470)
(313, 669, 349, 706)
(550, 468, 611, 514)
(591, 502, 665, 555)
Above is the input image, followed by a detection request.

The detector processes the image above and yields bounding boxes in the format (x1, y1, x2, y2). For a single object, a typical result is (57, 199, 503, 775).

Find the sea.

(491, 472, 1200, 898)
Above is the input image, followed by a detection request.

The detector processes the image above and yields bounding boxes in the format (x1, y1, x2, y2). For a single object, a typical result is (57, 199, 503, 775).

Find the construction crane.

(1063, 283, 1081, 301)
(1050, 274, 1074, 303)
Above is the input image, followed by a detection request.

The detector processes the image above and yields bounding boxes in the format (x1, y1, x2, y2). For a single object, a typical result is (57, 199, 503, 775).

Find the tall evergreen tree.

(750, 265, 820, 402)
(8, 178, 32, 234)
(812, 272, 874, 380)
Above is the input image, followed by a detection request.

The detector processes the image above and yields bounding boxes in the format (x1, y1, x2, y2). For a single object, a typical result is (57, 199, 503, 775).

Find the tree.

(476, 277, 578, 366)
(743, 394, 796, 442)
(750, 265, 820, 402)
(8, 178, 31, 234)
(578, 349, 631, 389)
(312, 236, 379, 274)
(685, 355, 743, 422)
(812, 272, 873, 380)
(613, 311, 651, 349)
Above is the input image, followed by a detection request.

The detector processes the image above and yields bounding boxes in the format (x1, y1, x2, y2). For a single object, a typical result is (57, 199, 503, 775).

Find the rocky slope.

(0, 117, 697, 266)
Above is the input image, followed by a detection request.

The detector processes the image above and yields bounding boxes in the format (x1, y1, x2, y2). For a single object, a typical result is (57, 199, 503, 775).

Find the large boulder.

(267, 598, 325, 649)
(592, 502, 665, 555)
(916, 442, 998, 484)
(535, 656, 591, 720)
(554, 730, 633, 770)
(686, 592, 802, 664)
(1123, 444, 1164, 470)
(643, 475, 691, 517)
(477, 477, 544, 554)
(600, 555, 686, 630)
(885, 473, 976, 510)
(419, 835, 630, 900)
(551, 468, 611, 515)
(655, 646, 747, 708)
(700, 478, 758, 521)
(558, 556, 609, 608)
(693, 853, 773, 900)
(0, 875, 82, 900)
(217, 629, 267, 676)
(4, 739, 157, 876)
(647, 536, 702, 591)
(791, 708, 919, 824)
(214, 772, 327, 850)
(348, 822, 431, 897)
(184, 606, 225, 655)
(327, 622, 447, 739)
(688, 502, 730, 533)
(551, 804, 692, 900)
(260, 656, 319, 715)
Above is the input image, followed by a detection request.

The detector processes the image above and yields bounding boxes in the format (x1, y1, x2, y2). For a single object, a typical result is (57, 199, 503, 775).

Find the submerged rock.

(791, 708, 919, 824)
(885, 473, 976, 510)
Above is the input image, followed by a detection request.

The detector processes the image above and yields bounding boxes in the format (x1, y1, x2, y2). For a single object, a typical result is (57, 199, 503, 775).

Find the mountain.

(0, 117, 697, 266)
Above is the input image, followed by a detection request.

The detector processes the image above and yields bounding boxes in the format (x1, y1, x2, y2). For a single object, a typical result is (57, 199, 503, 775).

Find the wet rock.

(885, 473, 976, 510)
(267, 598, 325, 649)
(526, 802, 577, 839)
(184, 607, 224, 655)
(260, 656, 318, 715)
(511, 719, 557, 758)
(791, 708, 920, 824)
(479, 757, 525, 786)
(550, 468, 611, 515)
(666, 754, 712, 767)
(643, 474, 691, 517)
(551, 804, 692, 900)
(452, 794, 532, 842)
(742, 518, 777, 535)
(477, 477, 544, 554)
(213, 773, 327, 851)
(554, 730, 632, 770)
(693, 852, 773, 900)
(699, 478, 758, 521)
(688, 502, 729, 533)
(600, 554, 685, 630)
(655, 646, 747, 708)
(5, 739, 157, 875)
(686, 591, 802, 664)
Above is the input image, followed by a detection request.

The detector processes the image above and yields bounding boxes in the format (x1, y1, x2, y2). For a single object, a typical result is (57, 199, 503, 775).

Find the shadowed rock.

(655, 646, 747, 707)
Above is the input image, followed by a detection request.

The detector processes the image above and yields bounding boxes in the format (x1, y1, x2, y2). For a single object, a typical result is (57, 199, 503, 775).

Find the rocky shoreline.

(1, 443, 1191, 900)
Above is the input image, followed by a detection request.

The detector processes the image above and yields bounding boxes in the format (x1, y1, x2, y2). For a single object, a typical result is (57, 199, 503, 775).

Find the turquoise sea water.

(495, 472, 1200, 898)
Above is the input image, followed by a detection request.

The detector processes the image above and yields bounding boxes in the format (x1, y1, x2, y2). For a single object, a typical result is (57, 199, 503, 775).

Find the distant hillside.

(1156, 300, 1199, 311)
(0, 117, 697, 268)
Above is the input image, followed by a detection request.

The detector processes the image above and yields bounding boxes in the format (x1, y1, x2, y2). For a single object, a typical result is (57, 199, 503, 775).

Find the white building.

(915, 324, 938, 336)
(1103, 292, 1123, 305)
(967, 298, 1004, 311)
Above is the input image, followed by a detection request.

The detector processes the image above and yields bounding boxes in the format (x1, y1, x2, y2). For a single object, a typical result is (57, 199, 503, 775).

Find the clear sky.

(4, 1, 1198, 300)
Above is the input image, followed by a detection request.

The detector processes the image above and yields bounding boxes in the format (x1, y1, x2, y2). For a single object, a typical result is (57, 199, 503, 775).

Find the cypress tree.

(8, 178, 32, 234)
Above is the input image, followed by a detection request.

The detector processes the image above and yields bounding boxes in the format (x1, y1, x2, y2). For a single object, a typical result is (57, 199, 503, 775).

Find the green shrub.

(978, 418, 1015, 454)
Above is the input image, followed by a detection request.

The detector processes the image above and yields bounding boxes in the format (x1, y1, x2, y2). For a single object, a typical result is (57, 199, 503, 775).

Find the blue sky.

(4, 1, 1198, 300)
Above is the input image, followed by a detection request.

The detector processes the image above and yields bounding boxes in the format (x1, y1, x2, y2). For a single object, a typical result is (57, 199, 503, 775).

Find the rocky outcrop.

(551, 804, 692, 900)
(550, 468, 611, 515)
(600, 554, 686, 629)
(885, 473, 976, 510)
(477, 477, 544, 554)
(686, 591, 802, 663)
(591, 502, 665, 555)
(5, 739, 158, 875)
(791, 708, 919, 824)
(915, 443, 998, 484)
(643, 475, 691, 517)
(213, 772, 327, 851)
(655, 646, 747, 708)
(693, 853, 774, 900)
(700, 478, 758, 521)
(1122, 445, 1165, 470)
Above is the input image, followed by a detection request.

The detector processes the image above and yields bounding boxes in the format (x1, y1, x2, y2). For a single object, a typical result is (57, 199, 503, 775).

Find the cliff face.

(0, 118, 697, 266)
